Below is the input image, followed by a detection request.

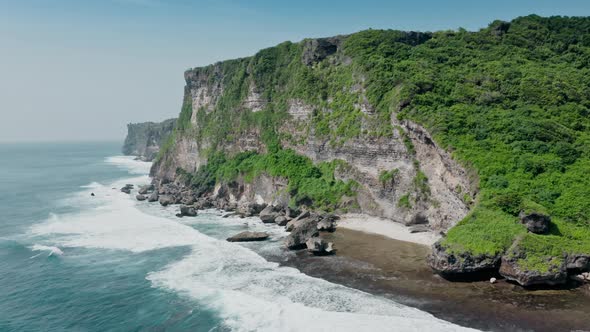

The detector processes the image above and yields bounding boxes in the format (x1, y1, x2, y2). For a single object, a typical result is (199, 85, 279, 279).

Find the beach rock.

(120, 184, 134, 194)
(409, 224, 430, 233)
(215, 199, 236, 212)
(223, 212, 239, 218)
(305, 237, 334, 255)
(90, 192, 95, 197)
(296, 210, 310, 220)
(499, 239, 567, 286)
(227, 231, 269, 242)
(138, 184, 154, 195)
(285, 216, 320, 250)
(566, 254, 590, 272)
(259, 205, 280, 223)
(159, 195, 175, 206)
(285, 220, 299, 232)
(408, 213, 428, 225)
(274, 216, 289, 226)
(180, 193, 196, 205)
(285, 206, 299, 218)
(427, 241, 501, 275)
(519, 211, 550, 234)
(194, 198, 213, 210)
(159, 183, 178, 195)
(147, 191, 159, 202)
(238, 202, 267, 217)
(136, 194, 147, 201)
(490, 277, 497, 284)
(285, 211, 311, 232)
(499, 256, 567, 287)
(179, 205, 197, 217)
(317, 218, 336, 232)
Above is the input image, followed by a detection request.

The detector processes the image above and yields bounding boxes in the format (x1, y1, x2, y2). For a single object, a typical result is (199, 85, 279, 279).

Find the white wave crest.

(148, 238, 476, 332)
(105, 155, 151, 175)
(30, 174, 477, 332)
(80, 182, 102, 189)
(30, 244, 64, 256)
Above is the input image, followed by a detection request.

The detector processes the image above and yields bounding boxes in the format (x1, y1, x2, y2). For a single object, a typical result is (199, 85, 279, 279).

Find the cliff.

(151, 15, 590, 286)
(122, 119, 176, 161)
(151, 36, 473, 230)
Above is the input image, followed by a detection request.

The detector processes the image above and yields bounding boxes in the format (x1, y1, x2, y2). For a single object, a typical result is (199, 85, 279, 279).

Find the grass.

(442, 208, 526, 256)
(379, 168, 399, 185)
(398, 194, 412, 209)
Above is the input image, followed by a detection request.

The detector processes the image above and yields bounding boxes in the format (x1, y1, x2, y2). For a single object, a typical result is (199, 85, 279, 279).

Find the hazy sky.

(1, 0, 589, 142)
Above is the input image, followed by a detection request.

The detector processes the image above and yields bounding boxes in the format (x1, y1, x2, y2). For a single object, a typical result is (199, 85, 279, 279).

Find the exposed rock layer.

(123, 119, 176, 161)
(150, 36, 474, 232)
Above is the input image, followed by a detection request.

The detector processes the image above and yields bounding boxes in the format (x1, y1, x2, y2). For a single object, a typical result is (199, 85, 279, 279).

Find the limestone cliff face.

(151, 36, 476, 231)
(123, 119, 176, 161)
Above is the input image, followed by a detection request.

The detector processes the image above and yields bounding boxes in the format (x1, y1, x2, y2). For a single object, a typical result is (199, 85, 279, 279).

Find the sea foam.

(29, 156, 478, 331)
(30, 244, 64, 257)
(105, 155, 152, 175)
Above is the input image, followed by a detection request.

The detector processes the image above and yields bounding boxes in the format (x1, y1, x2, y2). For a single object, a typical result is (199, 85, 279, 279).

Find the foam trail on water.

(105, 155, 152, 175)
(29, 156, 478, 331)
(80, 182, 102, 189)
(148, 238, 477, 332)
(30, 244, 64, 257)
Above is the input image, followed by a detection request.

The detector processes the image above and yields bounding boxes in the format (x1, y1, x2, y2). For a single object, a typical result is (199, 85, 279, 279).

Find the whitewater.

(25, 154, 477, 331)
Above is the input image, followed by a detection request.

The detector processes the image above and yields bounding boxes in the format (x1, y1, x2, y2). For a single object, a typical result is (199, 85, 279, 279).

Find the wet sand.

(270, 228, 590, 332)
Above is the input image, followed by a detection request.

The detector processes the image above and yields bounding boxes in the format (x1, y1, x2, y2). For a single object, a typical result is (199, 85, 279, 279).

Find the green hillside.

(169, 15, 590, 275)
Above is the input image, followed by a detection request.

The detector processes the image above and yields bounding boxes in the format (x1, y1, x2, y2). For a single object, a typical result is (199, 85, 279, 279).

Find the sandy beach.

(337, 213, 441, 246)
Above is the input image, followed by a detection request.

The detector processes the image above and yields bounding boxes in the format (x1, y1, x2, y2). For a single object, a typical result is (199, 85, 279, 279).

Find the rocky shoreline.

(122, 180, 338, 255)
(428, 211, 590, 287)
(118, 176, 590, 331)
(122, 178, 590, 291)
(275, 229, 590, 332)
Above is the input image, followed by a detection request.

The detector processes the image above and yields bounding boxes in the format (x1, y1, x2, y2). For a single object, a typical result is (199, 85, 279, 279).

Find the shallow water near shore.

(0, 142, 478, 331)
(277, 229, 590, 332)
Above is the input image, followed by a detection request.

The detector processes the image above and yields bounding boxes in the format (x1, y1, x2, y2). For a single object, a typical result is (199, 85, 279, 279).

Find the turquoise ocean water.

(0, 142, 475, 332)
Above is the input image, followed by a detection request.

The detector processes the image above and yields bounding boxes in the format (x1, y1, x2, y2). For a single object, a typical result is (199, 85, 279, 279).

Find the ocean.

(0, 142, 475, 332)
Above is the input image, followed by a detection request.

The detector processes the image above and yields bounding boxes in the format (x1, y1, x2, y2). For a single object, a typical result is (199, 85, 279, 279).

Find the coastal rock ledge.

(429, 237, 590, 287)
(427, 241, 501, 276)
(227, 231, 269, 242)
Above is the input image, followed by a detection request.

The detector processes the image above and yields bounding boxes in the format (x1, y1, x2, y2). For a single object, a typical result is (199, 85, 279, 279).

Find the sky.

(1, 0, 589, 142)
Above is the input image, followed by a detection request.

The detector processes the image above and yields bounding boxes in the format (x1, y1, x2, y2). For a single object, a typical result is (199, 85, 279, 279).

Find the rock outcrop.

(120, 184, 134, 194)
(138, 184, 154, 195)
(259, 205, 281, 223)
(285, 216, 321, 250)
(147, 191, 159, 202)
(427, 241, 501, 275)
(177, 205, 197, 217)
(519, 211, 551, 234)
(499, 239, 568, 286)
(158, 195, 175, 206)
(305, 237, 334, 255)
(227, 231, 269, 242)
(566, 254, 590, 272)
(122, 119, 176, 161)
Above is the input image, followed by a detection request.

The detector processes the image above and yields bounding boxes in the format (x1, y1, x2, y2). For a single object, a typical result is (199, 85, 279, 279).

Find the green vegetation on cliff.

(171, 15, 590, 274)
(179, 148, 357, 211)
(345, 15, 590, 272)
